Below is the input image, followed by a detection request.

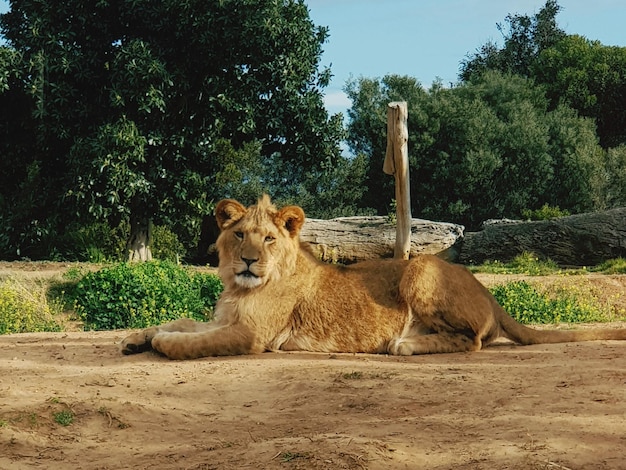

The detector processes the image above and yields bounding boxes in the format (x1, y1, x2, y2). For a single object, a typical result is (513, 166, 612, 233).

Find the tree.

(543, 104, 603, 212)
(534, 35, 626, 147)
(0, 44, 50, 258)
(345, 71, 606, 229)
(460, 0, 565, 81)
(460, 0, 626, 148)
(0, 0, 344, 260)
(597, 145, 626, 209)
(345, 75, 429, 214)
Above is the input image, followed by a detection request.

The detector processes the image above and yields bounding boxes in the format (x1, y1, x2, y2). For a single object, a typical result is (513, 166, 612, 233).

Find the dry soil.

(0, 265, 625, 469)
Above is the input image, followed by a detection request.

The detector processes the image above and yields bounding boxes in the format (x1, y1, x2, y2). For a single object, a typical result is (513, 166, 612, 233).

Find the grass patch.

(280, 451, 310, 463)
(490, 280, 623, 324)
(53, 410, 74, 426)
(471, 253, 626, 276)
(0, 277, 64, 334)
(591, 257, 626, 274)
(470, 252, 561, 275)
(341, 371, 364, 380)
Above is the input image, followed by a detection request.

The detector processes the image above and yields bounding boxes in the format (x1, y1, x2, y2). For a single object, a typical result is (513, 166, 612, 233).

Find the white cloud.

(323, 90, 351, 114)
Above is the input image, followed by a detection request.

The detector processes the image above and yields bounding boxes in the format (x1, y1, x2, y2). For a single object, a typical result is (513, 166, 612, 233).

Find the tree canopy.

(0, 0, 347, 259)
(460, 0, 565, 81)
(346, 71, 607, 229)
(534, 35, 626, 147)
(461, 0, 626, 148)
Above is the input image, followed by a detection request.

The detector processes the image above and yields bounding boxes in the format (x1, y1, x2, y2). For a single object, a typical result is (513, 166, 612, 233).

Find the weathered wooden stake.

(383, 101, 411, 259)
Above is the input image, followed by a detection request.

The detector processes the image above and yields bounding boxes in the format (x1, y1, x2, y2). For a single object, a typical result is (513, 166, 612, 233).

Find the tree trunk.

(127, 207, 153, 262)
(194, 214, 220, 266)
(300, 216, 464, 264)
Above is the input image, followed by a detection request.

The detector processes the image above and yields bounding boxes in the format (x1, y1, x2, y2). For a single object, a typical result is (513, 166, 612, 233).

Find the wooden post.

(383, 101, 411, 259)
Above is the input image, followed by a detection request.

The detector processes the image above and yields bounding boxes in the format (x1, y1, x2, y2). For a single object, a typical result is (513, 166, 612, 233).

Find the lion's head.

(214, 195, 305, 289)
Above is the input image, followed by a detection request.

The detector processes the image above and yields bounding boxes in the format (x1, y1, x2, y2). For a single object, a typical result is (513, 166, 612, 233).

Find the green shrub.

(151, 225, 186, 262)
(507, 252, 560, 275)
(60, 223, 186, 262)
(60, 222, 128, 262)
(75, 261, 223, 330)
(46, 265, 90, 313)
(521, 204, 570, 221)
(53, 410, 74, 426)
(0, 278, 63, 334)
(490, 281, 608, 324)
(592, 257, 626, 274)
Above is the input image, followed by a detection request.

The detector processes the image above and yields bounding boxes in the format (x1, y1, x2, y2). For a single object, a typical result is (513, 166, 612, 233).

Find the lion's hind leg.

(388, 332, 482, 356)
(120, 318, 206, 355)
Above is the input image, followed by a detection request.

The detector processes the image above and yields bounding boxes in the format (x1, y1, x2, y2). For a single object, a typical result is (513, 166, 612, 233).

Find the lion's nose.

(242, 257, 257, 267)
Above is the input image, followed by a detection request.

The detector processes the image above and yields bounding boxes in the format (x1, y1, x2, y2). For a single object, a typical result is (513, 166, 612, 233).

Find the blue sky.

(306, 0, 626, 115)
(2, 0, 625, 117)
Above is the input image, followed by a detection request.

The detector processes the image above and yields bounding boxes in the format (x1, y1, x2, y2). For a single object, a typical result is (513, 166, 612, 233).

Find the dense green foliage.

(599, 145, 626, 209)
(521, 204, 570, 221)
(345, 70, 611, 229)
(461, 0, 626, 149)
(0, 0, 347, 260)
(534, 35, 626, 148)
(460, 0, 565, 82)
(490, 281, 608, 324)
(74, 261, 222, 330)
(591, 258, 626, 275)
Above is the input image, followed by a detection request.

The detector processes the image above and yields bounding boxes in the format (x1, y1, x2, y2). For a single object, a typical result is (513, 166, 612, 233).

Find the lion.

(121, 195, 626, 360)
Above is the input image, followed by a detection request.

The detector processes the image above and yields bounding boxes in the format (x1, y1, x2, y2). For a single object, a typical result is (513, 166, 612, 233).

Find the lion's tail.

(493, 299, 626, 344)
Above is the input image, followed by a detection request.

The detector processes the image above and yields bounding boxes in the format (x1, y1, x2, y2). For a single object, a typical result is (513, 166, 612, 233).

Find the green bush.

(75, 261, 223, 330)
(507, 252, 560, 275)
(151, 225, 186, 262)
(592, 257, 626, 274)
(58, 223, 185, 263)
(60, 222, 128, 262)
(46, 265, 91, 313)
(0, 278, 63, 334)
(490, 281, 607, 324)
(521, 204, 570, 221)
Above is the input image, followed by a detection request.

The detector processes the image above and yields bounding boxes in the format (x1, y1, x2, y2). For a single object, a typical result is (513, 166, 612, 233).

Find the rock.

(458, 207, 626, 266)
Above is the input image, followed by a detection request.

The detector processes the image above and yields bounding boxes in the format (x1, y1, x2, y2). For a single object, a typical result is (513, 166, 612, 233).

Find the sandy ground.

(0, 265, 625, 469)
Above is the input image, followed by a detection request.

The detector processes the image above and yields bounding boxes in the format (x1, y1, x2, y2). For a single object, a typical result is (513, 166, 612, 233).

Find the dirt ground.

(1, 265, 625, 469)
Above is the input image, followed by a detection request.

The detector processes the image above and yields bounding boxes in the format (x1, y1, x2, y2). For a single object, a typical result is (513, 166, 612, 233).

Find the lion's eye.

(234, 231, 244, 240)
(265, 235, 275, 243)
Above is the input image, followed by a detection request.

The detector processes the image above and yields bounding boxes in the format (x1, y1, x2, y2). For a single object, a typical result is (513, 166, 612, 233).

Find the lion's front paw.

(120, 329, 156, 355)
(387, 338, 414, 356)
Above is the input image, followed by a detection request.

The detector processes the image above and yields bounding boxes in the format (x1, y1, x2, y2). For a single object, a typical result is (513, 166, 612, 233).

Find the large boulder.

(458, 207, 626, 266)
(300, 216, 464, 263)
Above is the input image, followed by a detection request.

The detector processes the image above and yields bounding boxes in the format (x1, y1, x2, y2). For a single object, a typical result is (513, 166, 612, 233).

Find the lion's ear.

(276, 205, 305, 238)
(215, 199, 247, 231)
